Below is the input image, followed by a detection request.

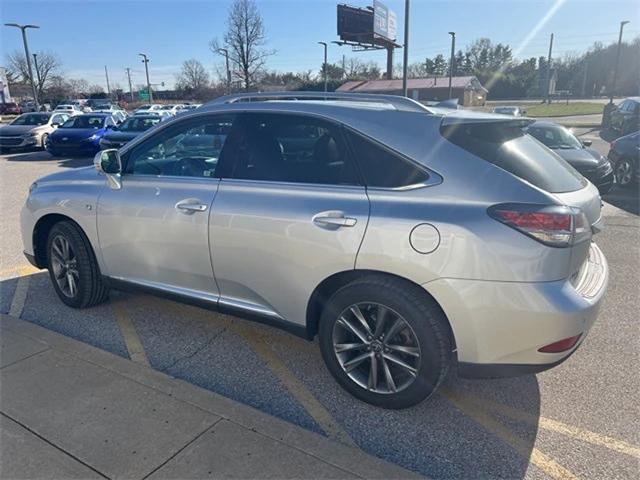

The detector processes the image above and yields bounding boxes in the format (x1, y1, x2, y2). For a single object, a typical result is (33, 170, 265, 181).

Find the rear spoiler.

(440, 115, 534, 128)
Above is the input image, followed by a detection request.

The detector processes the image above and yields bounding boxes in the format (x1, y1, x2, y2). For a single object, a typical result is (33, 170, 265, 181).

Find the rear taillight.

(488, 203, 591, 247)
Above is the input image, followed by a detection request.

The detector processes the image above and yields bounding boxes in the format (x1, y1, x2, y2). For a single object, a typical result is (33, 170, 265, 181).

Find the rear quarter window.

(346, 130, 429, 188)
(441, 123, 586, 193)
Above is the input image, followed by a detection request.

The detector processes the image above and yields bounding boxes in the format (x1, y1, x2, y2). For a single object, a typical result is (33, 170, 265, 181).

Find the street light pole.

(4, 23, 40, 109)
(545, 33, 554, 104)
(138, 53, 153, 103)
(402, 0, 410, 97)
(318, 42, 328, 93)
(448, 32, 456, 100)
(104, 65, 111, 98)
(217, 48, 232, 95)
(126, 68, 134, 102)
(32, 53, 42, 95)
(610, 20, 630, 103)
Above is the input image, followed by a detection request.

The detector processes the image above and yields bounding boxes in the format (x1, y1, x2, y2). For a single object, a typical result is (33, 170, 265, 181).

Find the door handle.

(175, 200, 208, 214)
(312, 211, 357, 228)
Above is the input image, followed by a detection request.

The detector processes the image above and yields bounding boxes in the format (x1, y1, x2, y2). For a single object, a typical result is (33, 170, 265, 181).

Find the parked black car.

(525, 121, 614, 194)
(98, 115, 162, 150)
(609, 98, 640, 136)
(608, 130, 639, 187)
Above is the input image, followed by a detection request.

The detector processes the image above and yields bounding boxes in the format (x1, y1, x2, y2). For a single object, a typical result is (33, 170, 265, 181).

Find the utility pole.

(342, 54, 346, 79)
(217, 48, 231, 95)
(545, 33, 554, 104)
(104, 65, 111, 98)
(138, 53, 153, 103)
(125, 68, 134, 102)
(402, 0, 410, 97)
(318, 42, 328, 93)
(610, 20, 630, 103)
(4, 23, 40, 109)
(448, 32, 456, 100)
(32, 53, 42, 96)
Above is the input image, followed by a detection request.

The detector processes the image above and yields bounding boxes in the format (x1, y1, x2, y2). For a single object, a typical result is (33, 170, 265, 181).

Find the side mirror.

(582, 140, 592, 147)
(94, 149, 122, 189)
(52, 122, 61, 127)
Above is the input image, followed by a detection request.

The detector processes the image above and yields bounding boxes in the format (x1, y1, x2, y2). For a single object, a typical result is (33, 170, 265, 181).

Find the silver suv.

(21, 93, 608, 408)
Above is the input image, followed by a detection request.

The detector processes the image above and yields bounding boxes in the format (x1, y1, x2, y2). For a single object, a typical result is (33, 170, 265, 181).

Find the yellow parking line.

(233, 323, 358, 448)
(442, 389, 579, 480)
(459, 393, 640, 460)
(0, 264, 40, 279)
(135, 295, 357, 447)
(111, 301, 150, 367)
(8, 276, 30, 319)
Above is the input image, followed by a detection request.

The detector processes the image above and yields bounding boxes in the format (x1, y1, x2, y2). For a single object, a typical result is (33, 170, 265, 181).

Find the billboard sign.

(373, 1, 397, 41)
(337, 4, 374, 44)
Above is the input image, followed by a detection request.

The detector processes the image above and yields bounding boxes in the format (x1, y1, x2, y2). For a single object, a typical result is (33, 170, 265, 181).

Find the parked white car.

(54, 104, 83, 116)
(134, 104, 163, 114)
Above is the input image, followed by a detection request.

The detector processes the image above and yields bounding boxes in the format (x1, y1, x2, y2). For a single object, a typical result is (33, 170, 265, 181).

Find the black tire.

(40, 133, 49, 149)
(319, 275, 452, 409)
(46, 221, 109, 308)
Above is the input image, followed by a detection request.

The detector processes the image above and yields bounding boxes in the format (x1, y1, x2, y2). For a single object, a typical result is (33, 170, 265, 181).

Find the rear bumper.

(424, 242, 608, 376)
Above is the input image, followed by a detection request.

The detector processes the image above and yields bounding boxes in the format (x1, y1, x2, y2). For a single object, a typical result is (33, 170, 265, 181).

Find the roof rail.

(206, 91, 434, 114)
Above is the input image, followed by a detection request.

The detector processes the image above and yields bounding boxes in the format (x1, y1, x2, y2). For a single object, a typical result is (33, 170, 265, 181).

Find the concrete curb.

(0, 314, 422, 479)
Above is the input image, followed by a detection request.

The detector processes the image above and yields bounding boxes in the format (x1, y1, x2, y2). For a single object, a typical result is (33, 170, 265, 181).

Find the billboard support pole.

(402, 0, 410, 97)
(386, 46, 393, 80)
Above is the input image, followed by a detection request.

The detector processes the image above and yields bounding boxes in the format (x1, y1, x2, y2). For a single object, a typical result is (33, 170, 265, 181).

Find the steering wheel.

(175, 157, 210, 177)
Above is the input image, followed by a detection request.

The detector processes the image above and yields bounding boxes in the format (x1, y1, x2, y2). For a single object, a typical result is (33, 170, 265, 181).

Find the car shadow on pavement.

(602, 185, 640, 216)
(1, 271, 542, 480)
(3, 150, 94, 169)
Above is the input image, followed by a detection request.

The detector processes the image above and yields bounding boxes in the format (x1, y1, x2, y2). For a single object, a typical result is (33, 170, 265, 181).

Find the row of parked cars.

(1, 101, 638, 189)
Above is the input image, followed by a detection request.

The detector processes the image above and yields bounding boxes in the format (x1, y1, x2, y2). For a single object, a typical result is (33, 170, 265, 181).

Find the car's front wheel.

(47, 221, 109, 308)
(40, 133, 49, 149)
(614, 158, 635, 187)
(319, 275, 452, 409)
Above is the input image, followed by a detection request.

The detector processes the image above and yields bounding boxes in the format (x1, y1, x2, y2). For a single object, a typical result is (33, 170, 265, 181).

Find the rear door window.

(441, 123, 586, 193)
(225, 113, 360, 186)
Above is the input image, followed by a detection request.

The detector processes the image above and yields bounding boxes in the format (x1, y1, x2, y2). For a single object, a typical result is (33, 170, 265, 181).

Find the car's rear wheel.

(615, 158, 635, 187)
(319, 275, 452, 409)
(47, 221, 109, 308)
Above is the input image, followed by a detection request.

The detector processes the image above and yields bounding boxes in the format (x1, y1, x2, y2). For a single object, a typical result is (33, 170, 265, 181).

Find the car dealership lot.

(1, 139, 638, 479)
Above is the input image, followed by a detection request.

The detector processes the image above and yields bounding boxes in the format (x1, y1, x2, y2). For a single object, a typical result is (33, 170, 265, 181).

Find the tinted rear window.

(441, 123, 586, 193)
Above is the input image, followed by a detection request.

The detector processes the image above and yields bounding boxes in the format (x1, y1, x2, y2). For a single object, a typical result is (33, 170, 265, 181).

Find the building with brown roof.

(337, 76, 488, 106)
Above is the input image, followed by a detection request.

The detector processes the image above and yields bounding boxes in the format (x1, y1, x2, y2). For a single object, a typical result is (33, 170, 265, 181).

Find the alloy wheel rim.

(50, 234, 79, 298)
(332, 302, 421, 394)
(616, 161, 632, 185)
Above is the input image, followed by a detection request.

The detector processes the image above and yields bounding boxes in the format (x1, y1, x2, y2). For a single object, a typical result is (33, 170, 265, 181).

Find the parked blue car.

(46, 113, 117, 157)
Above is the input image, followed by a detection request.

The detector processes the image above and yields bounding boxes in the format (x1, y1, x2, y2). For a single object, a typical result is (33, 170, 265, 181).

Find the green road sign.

(139, 89, 150, 101)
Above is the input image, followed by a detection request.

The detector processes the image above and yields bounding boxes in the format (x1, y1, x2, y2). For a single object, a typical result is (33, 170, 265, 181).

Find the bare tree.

(176, 59, 210, 92)
(6, 50, 62, 99)
(210, 0, 274, 91)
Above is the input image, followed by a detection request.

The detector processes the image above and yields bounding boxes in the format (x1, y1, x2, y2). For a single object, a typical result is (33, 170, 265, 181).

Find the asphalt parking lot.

(1, 131, 638, 479)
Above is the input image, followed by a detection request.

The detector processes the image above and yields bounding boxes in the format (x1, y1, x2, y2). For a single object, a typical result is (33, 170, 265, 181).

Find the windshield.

(11, 114, 50, 126)
(118, 117, 161, 132)
(60, 116, 105, 129)
(527, 125, 583, 149)
(161, 105, 175, 110)
(494, 107, 517, 114)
